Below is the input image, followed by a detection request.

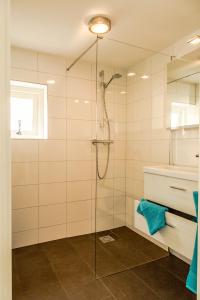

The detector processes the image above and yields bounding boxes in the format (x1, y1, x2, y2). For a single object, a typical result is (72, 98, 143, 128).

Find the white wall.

(9, 29, 200, 299)
(126, 29, 200, 298)
(126, 52, 170, 226)
(0, 0, 12, 299)
(11, 47, 127, 248)
(126, 29, 200, 226)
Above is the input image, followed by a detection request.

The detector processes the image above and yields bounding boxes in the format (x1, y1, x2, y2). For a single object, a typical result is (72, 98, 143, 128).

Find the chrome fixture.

(66, 16, 172, 73)
(66, 16, 111, 71)
(92, 139, 113, 145)
(93, 70, 122, 180)
(169, 186, 187, 192)
(88, 16, 111, 35)
(99, 235, 115, 243)
(104, 73, 122, 89)
(16, 120, 22, 135)
(66, 36, 102, 71)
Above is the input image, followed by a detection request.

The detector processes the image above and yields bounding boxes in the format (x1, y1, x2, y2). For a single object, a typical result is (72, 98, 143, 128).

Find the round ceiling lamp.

(88, 16, 111, 35)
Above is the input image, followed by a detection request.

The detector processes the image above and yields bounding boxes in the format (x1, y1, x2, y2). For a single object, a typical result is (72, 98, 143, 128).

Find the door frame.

(0, 0, 12, 299)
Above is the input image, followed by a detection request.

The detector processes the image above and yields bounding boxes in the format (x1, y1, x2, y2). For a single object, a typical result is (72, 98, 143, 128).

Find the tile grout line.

(39, 242, 70, 299)
(130, 258, 178, 300)
(99, 278, 118, 300)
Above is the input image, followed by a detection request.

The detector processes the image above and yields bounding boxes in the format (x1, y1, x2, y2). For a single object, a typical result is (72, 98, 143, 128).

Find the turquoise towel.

(137, 199, 168, 235)
(186, 191, 198, 294)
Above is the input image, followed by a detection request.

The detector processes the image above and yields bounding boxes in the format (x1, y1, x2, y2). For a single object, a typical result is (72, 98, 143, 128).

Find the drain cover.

(99, 235, 115, 243)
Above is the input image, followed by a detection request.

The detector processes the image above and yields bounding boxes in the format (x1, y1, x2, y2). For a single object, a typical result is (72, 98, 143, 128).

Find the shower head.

(104, 73, 122, 89)
(112, 73, 122, 79)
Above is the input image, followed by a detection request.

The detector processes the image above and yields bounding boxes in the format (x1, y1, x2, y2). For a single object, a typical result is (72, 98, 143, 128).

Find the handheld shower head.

(112, 73, 122, 79)
(104, 73, 122, 89)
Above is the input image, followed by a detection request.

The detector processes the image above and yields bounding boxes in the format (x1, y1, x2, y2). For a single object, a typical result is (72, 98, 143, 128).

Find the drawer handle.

(169, 186, 187, 192)
(166, 223, 175, 228)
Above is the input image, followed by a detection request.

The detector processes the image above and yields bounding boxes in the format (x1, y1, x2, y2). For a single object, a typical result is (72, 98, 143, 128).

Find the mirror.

(167, 48, 200, 129)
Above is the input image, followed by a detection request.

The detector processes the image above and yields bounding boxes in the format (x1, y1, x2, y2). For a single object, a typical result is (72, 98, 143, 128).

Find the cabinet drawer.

(134, 200, 197, 260)
(144, 173, 197, 216)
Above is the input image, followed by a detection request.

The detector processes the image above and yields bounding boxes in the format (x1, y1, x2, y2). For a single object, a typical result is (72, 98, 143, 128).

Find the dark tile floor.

(12, 226, 196, 300)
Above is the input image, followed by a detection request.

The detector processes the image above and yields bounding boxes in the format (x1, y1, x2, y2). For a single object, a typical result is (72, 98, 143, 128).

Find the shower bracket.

(66, 35, 103, 71)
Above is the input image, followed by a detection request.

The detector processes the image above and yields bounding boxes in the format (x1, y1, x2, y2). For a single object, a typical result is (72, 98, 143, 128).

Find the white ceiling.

(11, 0, 200, 68)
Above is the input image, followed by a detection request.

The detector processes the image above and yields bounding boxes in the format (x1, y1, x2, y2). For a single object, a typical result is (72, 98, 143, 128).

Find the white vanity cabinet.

(134, 165, 198, 260)
(144, 173, 197, 216)
(134, 200, 196, 260)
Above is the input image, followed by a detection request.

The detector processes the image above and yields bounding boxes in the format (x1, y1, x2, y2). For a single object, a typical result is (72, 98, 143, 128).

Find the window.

(10, 81, 48, 139)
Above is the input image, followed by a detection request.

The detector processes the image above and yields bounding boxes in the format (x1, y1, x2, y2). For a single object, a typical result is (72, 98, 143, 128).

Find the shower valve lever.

(91, 139, 113, 145)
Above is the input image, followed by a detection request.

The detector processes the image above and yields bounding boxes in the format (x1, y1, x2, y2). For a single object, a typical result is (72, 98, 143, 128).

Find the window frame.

(10, 80, 48, 139)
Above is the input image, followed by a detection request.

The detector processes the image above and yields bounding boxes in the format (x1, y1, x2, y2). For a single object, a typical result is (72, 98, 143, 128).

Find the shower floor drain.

(99, 235, 115, 243)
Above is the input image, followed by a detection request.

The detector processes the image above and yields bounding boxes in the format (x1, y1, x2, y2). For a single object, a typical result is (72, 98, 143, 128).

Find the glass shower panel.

(66, 42, 97, 273)
(94, 37, 169, 278)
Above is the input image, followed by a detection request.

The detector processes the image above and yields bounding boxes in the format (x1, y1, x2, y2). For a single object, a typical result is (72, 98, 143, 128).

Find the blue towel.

(137, 199, 168, 235)
(186, 191, 198, 294)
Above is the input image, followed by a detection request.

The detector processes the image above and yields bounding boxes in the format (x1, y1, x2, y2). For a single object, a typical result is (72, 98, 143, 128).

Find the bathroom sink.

(144, 165, 198, 181)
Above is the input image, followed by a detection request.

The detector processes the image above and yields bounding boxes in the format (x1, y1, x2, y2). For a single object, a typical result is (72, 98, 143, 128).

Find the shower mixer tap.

(93, 70, 122, 179)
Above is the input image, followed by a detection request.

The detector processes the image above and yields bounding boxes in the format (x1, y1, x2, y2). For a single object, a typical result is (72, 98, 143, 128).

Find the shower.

(103, 72, 122, 89)
(93, 70, 122, 180)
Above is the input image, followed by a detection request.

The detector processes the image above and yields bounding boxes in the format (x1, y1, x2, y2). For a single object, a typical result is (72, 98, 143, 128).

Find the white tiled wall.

(12, 29, 200, 247)
(126, 29, 200, 228)
(126, 54, 170, 206)
(11, 47, 127, 248)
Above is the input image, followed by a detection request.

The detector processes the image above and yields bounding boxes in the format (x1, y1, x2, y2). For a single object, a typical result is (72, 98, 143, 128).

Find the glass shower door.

(94, 37, 169, 278)
(94, 38, 128, 278)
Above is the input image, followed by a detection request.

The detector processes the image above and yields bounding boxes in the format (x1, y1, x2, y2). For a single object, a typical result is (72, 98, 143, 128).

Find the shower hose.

(96, 88, 111, 180)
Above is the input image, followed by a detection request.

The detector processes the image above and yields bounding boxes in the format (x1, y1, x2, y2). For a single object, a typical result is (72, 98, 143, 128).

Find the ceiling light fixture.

(187, 35, 200, 45)
(88, 16, 111, 35)
(141, 75, 149, 79)
(127, 72, 136, 77)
